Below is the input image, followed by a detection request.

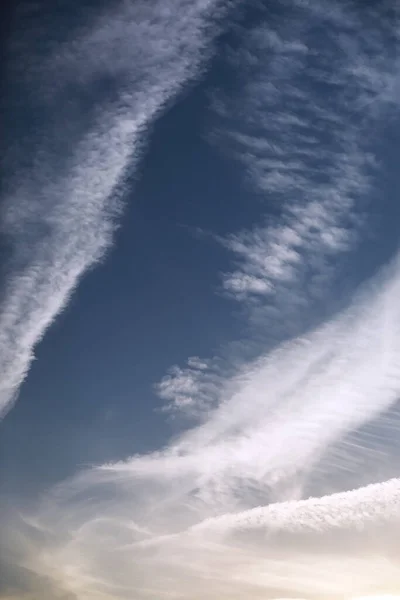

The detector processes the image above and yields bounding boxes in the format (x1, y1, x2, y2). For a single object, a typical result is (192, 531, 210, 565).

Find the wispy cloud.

(2, 2, 400, 599)
(210, 0, 399, 323)
(158, 0, 400, 415)
(0, 0, 226, 418)
(4, 252, 400, 599)
(157, 356, 223, 415)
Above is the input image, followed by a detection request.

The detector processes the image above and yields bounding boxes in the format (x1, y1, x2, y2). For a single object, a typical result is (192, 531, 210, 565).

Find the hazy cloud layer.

(2, 2, 400, 600)
(3, 253, 400, 599)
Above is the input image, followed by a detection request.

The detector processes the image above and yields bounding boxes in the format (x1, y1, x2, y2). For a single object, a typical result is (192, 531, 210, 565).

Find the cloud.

(156, 356, 223, 415)
(4, 251, 400, 599)
(193, 477, 400, 536)
(2, 2, 400, 600)
(157, 0, 400, 416)
(0, 0, 226, 418)
(210, 0, 400, 324)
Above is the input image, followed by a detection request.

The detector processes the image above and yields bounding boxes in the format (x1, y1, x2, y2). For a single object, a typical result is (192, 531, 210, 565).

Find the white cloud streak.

(0, 0, 226, 418)
(4, 252, 400, 600)
(2, 2, 400, 600)
(159, 0, 400, 415)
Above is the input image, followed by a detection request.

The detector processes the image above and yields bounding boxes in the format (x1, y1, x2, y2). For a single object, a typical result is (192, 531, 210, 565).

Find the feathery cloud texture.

(2, 1, 400, 600)
(212, 0, 399, 322)
(3, 253, 400, 600)
(0, 0, 224, 418)
(159, 0, 400, 415)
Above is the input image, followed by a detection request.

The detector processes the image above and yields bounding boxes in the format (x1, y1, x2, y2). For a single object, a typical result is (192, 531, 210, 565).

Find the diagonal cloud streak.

(158, 0, 400, 416)
(0, 0, 227, 418)
(4, 252, 400, 600)
(2, 2, 400, 600)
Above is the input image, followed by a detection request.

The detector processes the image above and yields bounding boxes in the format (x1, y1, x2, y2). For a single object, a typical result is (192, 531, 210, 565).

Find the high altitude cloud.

(2, 1, 400, 600)
(4, 252, 400, 600)
(211, 0, 399, 325)
(160, 0, 400, 414)
(0, 0, 226, 418)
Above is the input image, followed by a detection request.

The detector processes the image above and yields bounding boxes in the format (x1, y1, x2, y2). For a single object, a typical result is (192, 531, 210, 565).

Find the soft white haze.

(5, 254, 400, 599)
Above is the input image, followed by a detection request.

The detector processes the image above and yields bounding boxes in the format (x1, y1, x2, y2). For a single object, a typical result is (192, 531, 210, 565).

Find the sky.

(1, 0, 400, 598)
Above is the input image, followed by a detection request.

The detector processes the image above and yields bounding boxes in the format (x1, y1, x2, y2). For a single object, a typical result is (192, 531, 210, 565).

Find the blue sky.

(1, 1, 400, 599)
